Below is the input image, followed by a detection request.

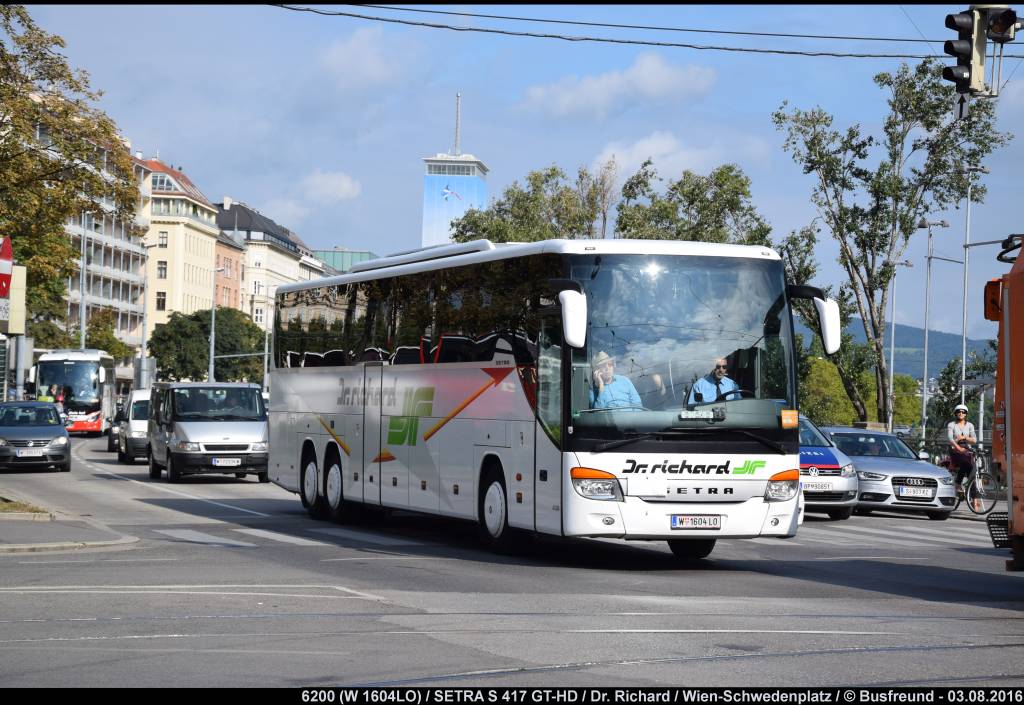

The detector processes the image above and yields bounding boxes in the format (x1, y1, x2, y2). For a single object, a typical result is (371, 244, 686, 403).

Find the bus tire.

(324, 453, 346, 522)
(667, 538, 716, 560)
(478, 465, 513, 550)
(300, 455, 328, 520)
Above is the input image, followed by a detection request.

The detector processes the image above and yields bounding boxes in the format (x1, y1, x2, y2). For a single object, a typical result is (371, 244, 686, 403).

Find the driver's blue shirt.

(590, 375, 642, 410)
(687, 374, 739, 404)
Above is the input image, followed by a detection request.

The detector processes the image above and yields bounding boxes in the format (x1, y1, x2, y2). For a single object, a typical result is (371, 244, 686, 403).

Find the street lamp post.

(139, 243, 158, 388)
(208, 267, 225, 382)
(887, 259, 913, 433)
(917, 218, 950, 443)
(960, 165, 989, 405)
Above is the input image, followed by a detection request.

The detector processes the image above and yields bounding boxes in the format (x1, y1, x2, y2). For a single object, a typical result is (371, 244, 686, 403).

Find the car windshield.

(0, 405, 61, 427)
(830, 432, 918, 460)
(131, 400, 149, 421)
(171, 387, 266, 421)
(798, 418, 832, 447)
(567, 254, 797, 441)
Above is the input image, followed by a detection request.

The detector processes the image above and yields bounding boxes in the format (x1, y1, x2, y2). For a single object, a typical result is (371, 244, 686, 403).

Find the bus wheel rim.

(484, 482, 506, 537)
(303, 462, 318, 503)
(326, 464, 342, 509)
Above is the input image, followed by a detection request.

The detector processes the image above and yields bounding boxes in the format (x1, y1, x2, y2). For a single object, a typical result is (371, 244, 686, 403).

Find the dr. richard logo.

(622, 458, 732, 474)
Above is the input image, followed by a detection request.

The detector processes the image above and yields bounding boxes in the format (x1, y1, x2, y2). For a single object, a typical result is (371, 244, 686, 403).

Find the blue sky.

(28, 4, 1024, 340)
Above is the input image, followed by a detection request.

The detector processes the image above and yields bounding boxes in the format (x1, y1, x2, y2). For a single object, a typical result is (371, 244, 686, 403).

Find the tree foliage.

(773, 58, 1011, 425)
(84, 308, 132, 360)
(0, 6, 140, 339)
(149, 308, 266, 383)
(615, 160, 771, 244)
(451, 161, 618, 243)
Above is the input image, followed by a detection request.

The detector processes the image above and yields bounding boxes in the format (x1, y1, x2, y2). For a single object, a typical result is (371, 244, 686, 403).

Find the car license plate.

(16, 449, 45, 457)
(898, 486, 932, 498)
(804, 482, 832, 491)
(671, 515, 721, 530)
(212, 457, 242, 467)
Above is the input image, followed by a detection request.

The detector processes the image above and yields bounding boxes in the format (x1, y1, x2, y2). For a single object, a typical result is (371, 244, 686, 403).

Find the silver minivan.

(148, 382, 269, 483)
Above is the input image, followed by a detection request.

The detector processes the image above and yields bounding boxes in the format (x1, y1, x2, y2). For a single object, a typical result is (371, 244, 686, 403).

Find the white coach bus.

(269, 239, 840, 559)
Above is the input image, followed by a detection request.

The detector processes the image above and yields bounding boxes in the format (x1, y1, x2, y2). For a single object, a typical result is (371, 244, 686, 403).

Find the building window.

(157, 261, 167, 279)
(254, 308, 264, 325)
(158, 231, 168, 248)
(156, 292, 166, 311)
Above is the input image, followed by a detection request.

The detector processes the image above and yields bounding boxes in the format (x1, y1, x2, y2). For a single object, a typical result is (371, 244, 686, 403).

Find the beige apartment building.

(136, 158, 220, 340)
(215, 232, 245, 311)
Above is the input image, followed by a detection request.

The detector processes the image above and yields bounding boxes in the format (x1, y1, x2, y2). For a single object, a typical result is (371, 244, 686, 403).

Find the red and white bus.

(31, 349, 116, 434)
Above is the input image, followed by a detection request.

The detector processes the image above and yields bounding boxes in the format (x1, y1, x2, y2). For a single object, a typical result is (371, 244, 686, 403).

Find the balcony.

(66, 222, 146, 256)
(67, 290, 143, 315)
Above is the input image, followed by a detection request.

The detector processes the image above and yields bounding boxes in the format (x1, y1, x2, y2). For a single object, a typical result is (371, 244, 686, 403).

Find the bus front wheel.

(667, 538, 716, 560)
(478, 467, 513, 550)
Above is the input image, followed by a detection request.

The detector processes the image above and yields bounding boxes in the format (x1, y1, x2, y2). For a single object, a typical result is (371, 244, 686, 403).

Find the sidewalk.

(0, 485, 137, 554)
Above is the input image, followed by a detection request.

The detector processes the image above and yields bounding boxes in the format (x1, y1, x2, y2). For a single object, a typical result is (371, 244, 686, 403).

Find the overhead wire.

(273, 5, 1024, 59)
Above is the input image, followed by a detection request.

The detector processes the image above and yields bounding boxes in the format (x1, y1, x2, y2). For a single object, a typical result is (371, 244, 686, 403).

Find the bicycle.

(950, 446, 1002, 515)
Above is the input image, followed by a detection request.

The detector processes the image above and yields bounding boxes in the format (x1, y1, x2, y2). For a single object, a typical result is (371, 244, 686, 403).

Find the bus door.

(362, 363, 383, 505)
(534, 314, 564, 535)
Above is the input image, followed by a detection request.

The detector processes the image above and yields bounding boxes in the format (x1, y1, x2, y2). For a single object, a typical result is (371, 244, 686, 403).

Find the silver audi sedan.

(822, 427, 956, 521)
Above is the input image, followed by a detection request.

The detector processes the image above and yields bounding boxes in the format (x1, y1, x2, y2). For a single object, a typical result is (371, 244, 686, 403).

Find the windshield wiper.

(594, 429, 688, 453)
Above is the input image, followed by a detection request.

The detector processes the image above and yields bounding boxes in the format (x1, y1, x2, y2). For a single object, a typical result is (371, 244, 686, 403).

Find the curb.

(0, 512, 56, 522)
(0, 534, 139, 554)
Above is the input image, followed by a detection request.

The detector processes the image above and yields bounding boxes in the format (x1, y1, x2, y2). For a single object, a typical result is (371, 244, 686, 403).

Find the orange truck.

(985, 235, 1024, 570)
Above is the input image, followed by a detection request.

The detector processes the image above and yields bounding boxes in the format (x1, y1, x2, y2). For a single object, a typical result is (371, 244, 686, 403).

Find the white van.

(115, 389, 150, 464)
(148, 382, 269, 483)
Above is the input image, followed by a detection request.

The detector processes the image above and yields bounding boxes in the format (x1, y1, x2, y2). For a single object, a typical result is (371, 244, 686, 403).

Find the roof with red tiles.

(134, 157, 214, 209)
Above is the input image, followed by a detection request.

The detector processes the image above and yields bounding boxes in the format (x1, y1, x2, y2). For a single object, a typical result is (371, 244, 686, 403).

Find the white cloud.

(320, 27, 410, 91)
(522, 53, 715, 120)
(301, 169, 362, 204)
(259, 198, 310, 227)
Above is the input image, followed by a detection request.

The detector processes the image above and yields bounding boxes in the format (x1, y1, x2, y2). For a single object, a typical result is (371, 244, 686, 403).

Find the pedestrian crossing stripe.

(155, 529, 257, 547)
(310, 527, 424, 546)
(233, 529, 330, 547)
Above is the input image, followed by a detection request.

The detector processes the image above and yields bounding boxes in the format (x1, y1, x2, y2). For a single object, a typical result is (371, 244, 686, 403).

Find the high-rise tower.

(421, 93, 488, 247)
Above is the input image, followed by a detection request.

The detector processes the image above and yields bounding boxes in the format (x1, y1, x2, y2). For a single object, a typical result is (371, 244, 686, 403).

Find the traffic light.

(943, 10, 987, 94)
(987, 8, 1018, 43)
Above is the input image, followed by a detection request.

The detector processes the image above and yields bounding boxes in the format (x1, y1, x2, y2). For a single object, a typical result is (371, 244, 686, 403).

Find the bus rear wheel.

(324, 460, 346, 522)
(301, 457, 328, 520)
(667, 538, 716, 560)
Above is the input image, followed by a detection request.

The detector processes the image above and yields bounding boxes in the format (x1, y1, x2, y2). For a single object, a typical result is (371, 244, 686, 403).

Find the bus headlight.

(765, 469, 799, 502)
(570, 467, 624, 501)
(840, 463, 856, 478)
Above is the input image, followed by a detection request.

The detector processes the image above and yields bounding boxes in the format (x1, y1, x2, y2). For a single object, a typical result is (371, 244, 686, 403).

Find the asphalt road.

(0, 435, 1021, 687)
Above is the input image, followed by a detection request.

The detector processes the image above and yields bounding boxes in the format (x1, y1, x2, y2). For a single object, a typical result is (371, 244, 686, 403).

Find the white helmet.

(954, 403, 969, 413)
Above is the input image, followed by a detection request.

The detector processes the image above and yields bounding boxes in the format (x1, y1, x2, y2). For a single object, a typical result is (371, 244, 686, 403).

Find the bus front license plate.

(212, 458, 241, 467)
(671, 515, 721, 530)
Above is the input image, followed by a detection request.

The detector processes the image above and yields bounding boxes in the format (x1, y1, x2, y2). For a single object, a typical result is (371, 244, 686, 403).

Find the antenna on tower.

(453, 93, 461, 157)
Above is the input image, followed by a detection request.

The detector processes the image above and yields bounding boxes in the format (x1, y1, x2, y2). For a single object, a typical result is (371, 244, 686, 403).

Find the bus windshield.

(568, 254, 796, 440)
(37, 361, 100, 413)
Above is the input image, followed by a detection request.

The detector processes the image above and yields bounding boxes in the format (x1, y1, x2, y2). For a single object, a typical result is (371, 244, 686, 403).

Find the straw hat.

(592, 350, 612, 366)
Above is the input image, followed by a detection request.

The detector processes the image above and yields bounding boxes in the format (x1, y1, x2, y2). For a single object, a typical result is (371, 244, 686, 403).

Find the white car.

(799, 416, 858, 520)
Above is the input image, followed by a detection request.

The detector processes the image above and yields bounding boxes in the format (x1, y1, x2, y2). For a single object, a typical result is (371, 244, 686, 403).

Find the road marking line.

(748, 538, 804, 546)
(796, 526, 932, 547)
(17, 559, 180, 565)
(844, 524, 985, 546)
(831, 524, 972, 546)
(234, 529, 329, 547)
(310, 527, 425, 546)
(321, 556, 434, 562)
(888, 524, 990, 540)
(812, 556, 929, 561)
(155, 529, 256, 547)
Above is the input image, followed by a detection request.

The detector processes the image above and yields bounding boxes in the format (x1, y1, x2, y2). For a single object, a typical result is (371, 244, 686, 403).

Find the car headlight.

(250, 442, 268, 452)
(175, 440, 200, 452)
(765, 469, 800, 502)
(938, 475, 954, 486)
(130, 431, 148, 439)
(840, 463, 856, 478)
(0, 438, 7, 447)
(858, 471, 887, 481)
(570, 467, 624, 501)
(49, 436, 68, 447)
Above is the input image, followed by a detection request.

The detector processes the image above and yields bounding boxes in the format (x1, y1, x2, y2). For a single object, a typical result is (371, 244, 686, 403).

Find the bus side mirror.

(27, 366, 35, 384)
(559, 290, 587, 349)
(98, 367, 106, 384)
(813, 297, 841, 355)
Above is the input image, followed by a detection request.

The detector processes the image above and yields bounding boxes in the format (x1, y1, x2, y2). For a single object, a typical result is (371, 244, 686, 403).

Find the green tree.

(0, 6, 140, 342)
(84, 308, 132, 360)
(799, 356, 856, 427)
(148, 308, 265, 383)
(615, 160, 771, 245)
(451, 160, 618, 243)
(774, 57, 1011, 426)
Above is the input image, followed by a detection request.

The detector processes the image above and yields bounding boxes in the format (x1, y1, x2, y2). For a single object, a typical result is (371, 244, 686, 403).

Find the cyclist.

(947, 403, 977, 495)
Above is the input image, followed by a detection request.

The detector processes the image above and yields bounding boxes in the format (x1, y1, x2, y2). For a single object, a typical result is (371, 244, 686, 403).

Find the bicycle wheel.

(966, 471, 1000, 515)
